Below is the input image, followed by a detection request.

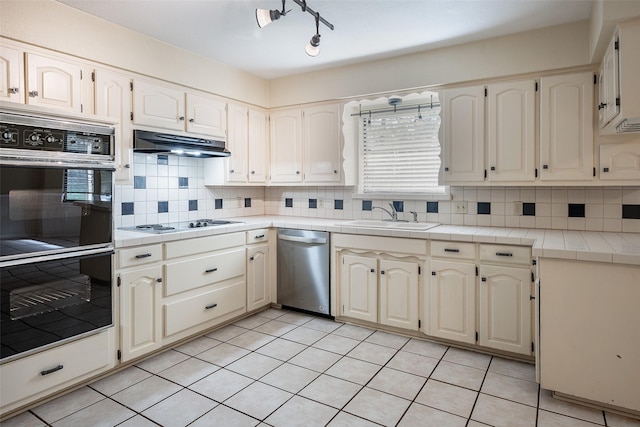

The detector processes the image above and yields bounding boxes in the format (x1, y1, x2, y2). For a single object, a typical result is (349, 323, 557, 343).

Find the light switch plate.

(514, 201, 523, 215)
(454, 201, 468, 214)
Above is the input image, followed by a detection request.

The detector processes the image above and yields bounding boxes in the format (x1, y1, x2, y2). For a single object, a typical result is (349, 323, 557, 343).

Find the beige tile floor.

(4, 308, 640, 427)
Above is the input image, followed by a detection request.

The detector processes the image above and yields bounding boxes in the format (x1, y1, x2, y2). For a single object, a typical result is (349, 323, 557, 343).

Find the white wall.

(0, 0, 269, 107)
(268, 21, 591, 107)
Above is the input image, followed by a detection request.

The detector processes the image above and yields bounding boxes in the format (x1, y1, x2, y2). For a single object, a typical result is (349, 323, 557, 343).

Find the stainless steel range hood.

(133, 130, 230, 157)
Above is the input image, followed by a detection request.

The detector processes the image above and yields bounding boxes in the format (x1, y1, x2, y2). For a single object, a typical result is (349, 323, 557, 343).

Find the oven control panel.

(0, 123, 111, 155)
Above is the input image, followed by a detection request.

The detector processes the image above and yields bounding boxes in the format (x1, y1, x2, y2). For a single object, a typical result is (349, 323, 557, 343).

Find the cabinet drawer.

(0, 330, 113, 412)
(164, 281, 246, 337)
(246, 229, 269, 244)
(165, 232, 244, 259)
(118, 244, 163, 268)
(431, 241, 476, 260)
(165, 248, 245, 296)
(480, 244, 531, 266)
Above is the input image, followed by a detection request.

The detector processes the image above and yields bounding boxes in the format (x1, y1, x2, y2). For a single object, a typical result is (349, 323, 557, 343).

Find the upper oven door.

(0, 163, 114, 261)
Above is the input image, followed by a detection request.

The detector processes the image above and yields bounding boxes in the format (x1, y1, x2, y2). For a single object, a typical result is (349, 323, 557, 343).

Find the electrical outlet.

(317, 198, 324, 208)
(514, 201, 523, 215)
(454, 201, 468, 214)
(237, 197, 243, 208)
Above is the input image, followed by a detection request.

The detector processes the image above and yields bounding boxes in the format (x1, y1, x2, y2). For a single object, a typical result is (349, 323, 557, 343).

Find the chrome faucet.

(372, 203, 402, 221)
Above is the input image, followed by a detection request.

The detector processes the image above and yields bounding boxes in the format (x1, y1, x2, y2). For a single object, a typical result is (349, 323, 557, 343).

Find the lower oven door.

(0, 249, 113, 362)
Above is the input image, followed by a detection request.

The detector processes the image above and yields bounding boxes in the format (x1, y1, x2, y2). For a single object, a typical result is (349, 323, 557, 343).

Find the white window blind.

(360, 104, 442, 194)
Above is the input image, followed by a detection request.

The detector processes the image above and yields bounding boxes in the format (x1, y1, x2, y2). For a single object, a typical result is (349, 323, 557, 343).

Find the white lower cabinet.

(340, 254, 378, 323)
(429, 259, 476, 344)
(247, 243, 270, 312)
(379, 259, 420, 330)
(479, 264, 532, 355)
(119, 265, 163, 362)
(0, 329, 115, 415)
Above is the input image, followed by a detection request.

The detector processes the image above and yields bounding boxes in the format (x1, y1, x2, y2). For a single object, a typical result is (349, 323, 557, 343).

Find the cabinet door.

(429, 260, 476, 344)
(247, 244, 270, 311)
(186, 92, 226, 138)
(540, 72, 594, 181)
(340, 254, 377, 323)
(119, 265, 163, 362)
(226, 103, 249, 183)
(132, 79, 185, 131)
(270, 108, 303, 183)
(303, 104, 342, 183)
(479, 265, 532, 355)
(95, 69, 133, 183)
(599, 141, 640, 180)
(487, 80, 536, 182)
(379, 259, 419, 330)
(25, 52, 83, 112)
(248, 108, 268, 183)
(599, 35, 620, 127)
(442, 86, 485, 183)
(0, 44, 23, 103)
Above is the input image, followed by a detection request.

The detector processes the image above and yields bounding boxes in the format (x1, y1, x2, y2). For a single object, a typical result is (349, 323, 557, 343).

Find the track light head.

(305, 34, 321, 57)
(256, 0, 288, 28)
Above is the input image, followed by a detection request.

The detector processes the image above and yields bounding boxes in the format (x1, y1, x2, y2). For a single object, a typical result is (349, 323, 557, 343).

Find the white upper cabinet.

(442, 85, 486, 183)
(270, 108, 304, 183)
(25, 52, 88, 113)
(539, 72, 594, 181)
(598, 34, 620, 128)
(248, 109, 268, 183)
(95, 68, 133, 182)
(226, 103, 250, 183)
(487, 80, 536, 182)
(600, 141, 640, 180)
(303, 103, 342, 183)
(0, 43, 23, 103)
(132, 79, 226, 138)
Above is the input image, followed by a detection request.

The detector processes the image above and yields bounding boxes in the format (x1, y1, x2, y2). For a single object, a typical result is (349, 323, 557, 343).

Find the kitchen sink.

(339, 220, 440, 231)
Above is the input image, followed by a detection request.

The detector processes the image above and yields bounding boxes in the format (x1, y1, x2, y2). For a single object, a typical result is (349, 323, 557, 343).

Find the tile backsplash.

(114, 153, 640, 233)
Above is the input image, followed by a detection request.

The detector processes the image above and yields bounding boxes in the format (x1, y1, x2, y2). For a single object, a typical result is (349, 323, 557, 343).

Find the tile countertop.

(114, 216, 640, 266)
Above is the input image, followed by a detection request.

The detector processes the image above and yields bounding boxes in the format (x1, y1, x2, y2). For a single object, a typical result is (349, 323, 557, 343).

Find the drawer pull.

(255, 234, 265, 239)
(205, 303, 218, 309)
(205, 268, 218, 273)
(444, 248, 460, 253)
(135, 253, 152, 259)
(495, 252, 513, 257)
(41, 365, 64, 376)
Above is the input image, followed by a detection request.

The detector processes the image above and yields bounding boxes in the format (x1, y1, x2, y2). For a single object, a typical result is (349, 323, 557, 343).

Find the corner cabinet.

(270, 103, 343, 185)
(539, 72, 594, 181)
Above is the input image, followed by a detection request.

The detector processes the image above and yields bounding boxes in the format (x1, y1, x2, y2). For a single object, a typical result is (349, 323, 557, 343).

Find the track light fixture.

(255, 0, 334, 57)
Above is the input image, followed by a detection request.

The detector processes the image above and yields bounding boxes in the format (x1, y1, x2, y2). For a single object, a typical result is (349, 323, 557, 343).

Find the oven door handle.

(0, 246, 114, 268)
(0, 156, 115, 170)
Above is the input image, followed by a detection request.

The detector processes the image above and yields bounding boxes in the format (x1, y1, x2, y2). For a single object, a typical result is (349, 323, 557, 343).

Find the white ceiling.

(56, 0, 594, 80)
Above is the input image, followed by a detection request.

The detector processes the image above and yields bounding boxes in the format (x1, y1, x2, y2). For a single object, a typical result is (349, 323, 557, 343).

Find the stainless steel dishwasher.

(277, 229, 330, 316)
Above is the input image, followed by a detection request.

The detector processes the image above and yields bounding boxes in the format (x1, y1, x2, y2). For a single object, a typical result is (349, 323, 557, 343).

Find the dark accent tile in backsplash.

(523, 203, 536, 216)
(362, 200, 372, 211)
(309, 199, 317, 209)
(244, 198, 252, 208)
(392, 201, 404, 212)
(622, 204, 640, 219)
(189, 200, 198, 211)
(215, 199, 223, 209)
(157, 155, 169, 165)
(285, 198, 293, 208)
(426, 201, 439, 213)
(335, 199, 344, 210)
(477, 202, 491, 215)
(158, 201, 169, 213)
(134, 176, 146, 189)
(178, 177, 189, 188)
(568, 203, 585, 218)
(122, 202, 134, 215)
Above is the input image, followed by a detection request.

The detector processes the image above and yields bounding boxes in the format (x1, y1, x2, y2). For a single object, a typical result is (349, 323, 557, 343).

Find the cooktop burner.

(120, 219, 243, 234)
(135, 224, 176, 231)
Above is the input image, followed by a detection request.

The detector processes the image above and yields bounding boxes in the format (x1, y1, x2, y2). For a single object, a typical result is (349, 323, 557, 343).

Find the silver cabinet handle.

(41, 365, 63, 376)
(9, 87, 19, 94)
(205, 303, 218, 309)
(29, 90, 39, 97)
(278, 235, 327, 244)
(205, 268, 218, 273)
(135, 253, 152, 259)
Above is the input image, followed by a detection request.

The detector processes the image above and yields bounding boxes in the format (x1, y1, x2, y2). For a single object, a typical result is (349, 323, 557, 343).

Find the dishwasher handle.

(278, 234, 327, 245)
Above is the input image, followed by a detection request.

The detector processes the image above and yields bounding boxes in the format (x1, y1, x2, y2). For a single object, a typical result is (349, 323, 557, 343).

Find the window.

(358, 98, 444, 195)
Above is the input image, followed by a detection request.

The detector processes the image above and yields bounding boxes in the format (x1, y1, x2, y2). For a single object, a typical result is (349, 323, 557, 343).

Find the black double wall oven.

(0, 110, 115, 362)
